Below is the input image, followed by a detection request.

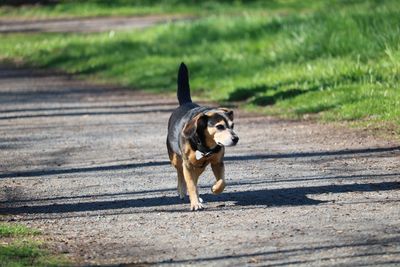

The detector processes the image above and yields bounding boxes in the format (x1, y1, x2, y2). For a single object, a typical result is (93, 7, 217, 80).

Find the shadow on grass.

(252, 88, 309, 105)
(227, 81, 323, 105)
(226, 71, 387, 108)
(0, 0, 57, 6)
(36, 40, 180, 91)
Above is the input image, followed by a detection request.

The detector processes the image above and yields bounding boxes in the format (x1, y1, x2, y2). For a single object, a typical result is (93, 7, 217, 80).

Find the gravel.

(0, 66, 399, 266)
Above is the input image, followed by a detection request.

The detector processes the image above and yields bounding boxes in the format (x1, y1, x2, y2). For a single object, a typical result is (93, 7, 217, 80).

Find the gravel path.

(0, 15, 185, 33)
(0, 65, 399, 266)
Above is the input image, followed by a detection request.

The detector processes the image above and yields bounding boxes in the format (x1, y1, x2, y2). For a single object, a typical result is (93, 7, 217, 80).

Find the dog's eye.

(216, 125, 225, 131)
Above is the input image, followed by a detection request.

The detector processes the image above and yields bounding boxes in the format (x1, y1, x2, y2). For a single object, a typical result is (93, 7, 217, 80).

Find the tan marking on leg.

(211, 161, 226, 194)
(183, 162, 205, 211)
(177, 165, 186, 199)
(170, 152, 186, 199)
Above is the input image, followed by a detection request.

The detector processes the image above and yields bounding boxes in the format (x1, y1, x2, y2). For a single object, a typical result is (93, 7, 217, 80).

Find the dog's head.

(182, 108, 239, 148)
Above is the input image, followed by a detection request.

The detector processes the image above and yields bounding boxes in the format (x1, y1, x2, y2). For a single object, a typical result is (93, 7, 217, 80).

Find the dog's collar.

(195, 144, 222, 160)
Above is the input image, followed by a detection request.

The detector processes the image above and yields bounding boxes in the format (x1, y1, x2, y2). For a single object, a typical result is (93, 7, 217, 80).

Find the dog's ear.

(219, 108, 234, 121)
(182, 113, 208, 138)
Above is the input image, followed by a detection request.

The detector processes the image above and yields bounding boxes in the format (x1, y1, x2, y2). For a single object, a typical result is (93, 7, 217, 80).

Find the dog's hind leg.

(211, 161, 226, 194)
(170, 152, 187, 199)
(177, 165, 187, 199)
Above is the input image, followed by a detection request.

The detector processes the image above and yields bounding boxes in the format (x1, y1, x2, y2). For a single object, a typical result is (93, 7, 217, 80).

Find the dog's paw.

(190, 202, 205, 211)
(211, 179, 226, 194)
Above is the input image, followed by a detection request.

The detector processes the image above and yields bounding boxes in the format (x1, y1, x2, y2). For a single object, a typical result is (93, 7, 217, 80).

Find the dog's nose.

(232, 136, 239, 144)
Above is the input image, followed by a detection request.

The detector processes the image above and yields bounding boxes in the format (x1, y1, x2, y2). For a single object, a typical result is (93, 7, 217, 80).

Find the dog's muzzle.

(232, 135, 239, 145)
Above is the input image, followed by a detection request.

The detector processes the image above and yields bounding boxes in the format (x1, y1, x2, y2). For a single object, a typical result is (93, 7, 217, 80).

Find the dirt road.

(0, 15, 186, 33)
(0, 64, 399, 266)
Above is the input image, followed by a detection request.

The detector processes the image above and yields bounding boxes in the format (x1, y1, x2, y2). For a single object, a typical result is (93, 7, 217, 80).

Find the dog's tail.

(177, 62, 192, 105)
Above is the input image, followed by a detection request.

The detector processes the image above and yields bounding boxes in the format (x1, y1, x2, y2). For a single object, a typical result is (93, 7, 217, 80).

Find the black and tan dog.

(167, 63, 239, 211)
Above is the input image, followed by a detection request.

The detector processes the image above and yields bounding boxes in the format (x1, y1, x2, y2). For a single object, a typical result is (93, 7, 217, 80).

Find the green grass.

(0, 223, 68, 267)
(0, 0, 399, 135)
(0, 0, 325, 19)
(0, 242, 64, 267)
(0, 223, 40, 237)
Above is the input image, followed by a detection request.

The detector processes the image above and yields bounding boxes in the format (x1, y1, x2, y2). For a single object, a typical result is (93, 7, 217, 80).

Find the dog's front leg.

(211, 161, 226, 194)
(183, 164, 204, 211)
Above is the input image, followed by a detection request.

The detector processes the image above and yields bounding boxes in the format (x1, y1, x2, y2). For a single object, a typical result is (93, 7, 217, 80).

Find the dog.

(166, 63, 239, 211)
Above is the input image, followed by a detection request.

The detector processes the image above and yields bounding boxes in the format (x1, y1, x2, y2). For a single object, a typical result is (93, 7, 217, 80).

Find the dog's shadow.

(1, 181, 398, 215)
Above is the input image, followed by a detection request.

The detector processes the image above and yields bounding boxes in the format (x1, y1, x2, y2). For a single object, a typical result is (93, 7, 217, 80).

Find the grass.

(0, 0, 399, 135)
(0, 223, 68, 267)
(0, 0, 325, 19)
(0, 223, 40, 237)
